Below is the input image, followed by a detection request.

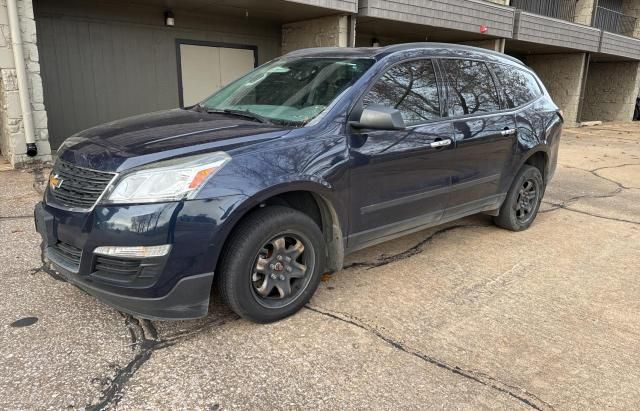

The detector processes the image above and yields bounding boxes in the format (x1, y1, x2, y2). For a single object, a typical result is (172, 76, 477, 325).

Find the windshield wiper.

(206, 108, 273, 124)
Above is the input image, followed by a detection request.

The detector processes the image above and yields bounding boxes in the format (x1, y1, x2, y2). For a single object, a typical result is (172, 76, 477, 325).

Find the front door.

(347, 58, 455, 249)
(439, 58, 516, 218)
(178, 41, 256, 107)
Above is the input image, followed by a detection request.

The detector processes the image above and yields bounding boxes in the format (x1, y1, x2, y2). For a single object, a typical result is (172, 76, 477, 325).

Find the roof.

(283, 42, 524, 66)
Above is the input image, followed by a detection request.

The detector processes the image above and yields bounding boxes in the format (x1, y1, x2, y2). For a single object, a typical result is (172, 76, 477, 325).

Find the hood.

(58, 109, 291, 172)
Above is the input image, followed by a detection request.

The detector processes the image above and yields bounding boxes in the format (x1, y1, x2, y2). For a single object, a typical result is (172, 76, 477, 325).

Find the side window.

(441, 59, 501, 116)
(490, 63, 542, 108)
(363, 59, 441, 125)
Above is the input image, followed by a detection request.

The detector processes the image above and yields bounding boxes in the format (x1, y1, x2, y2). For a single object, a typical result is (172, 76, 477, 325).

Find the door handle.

(430, 138, 452, 148)
(501, 128, 517, 136)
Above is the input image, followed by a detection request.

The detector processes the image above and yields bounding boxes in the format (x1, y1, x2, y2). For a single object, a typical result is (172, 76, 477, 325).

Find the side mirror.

(350, 104, 406, 130)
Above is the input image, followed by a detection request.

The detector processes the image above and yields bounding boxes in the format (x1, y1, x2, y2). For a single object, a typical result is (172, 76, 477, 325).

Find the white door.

(179, 43, 255, 107)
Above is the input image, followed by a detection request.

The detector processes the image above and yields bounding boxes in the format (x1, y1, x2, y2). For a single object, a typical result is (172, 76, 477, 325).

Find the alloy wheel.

(515, 178, 539, 222)
(250, 232, 315, 309)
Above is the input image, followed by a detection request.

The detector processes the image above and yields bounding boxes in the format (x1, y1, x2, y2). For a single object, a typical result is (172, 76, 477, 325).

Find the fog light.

(94, 245, 171, 258)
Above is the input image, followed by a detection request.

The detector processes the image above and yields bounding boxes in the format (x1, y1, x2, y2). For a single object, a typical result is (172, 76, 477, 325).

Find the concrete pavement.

(1, 123, 639, 409)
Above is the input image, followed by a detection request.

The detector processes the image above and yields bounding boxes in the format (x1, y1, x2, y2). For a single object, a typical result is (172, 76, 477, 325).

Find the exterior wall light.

(165, 10, 175, 27)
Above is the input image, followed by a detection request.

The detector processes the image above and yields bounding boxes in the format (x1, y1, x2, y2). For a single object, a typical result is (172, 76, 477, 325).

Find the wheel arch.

(215, 182, 346, 278)
(521, 148, 550, 183)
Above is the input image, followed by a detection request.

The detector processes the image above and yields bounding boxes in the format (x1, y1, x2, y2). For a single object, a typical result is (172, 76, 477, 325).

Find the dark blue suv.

(35, 43, 561, 323)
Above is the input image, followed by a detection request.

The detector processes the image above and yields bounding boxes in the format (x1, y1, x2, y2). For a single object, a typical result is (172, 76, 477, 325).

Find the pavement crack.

(541, 202, 640, 225)
(539, 163, 639, 224)
(343, 223, 491, 270)
(563, 163, 640, 190)
(87, 312, 238, 410)
(29, 248, 67, 281)
(0, 214, 32, 220)
(306, 305, 554, 411)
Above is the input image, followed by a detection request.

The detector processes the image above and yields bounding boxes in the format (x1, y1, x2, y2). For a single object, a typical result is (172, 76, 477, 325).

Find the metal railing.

(510, 0, 576, 23)
(594, 6, 638, 37)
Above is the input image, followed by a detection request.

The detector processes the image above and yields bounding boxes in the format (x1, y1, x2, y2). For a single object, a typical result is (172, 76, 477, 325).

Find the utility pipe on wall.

(6, 0, 37, 157)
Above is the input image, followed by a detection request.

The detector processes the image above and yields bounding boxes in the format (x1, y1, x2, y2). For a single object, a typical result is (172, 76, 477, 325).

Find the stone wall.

(622, 0, 640, 38)
(459, 39, 505, 52)
(582, 61, 640, 122)
(525, 53, 587, 127)
(574, 0, 596, 25)
(0, 0, 50, 167)
(281, 15, 349, 54)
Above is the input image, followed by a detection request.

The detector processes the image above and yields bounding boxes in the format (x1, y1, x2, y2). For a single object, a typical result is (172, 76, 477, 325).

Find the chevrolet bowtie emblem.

(49, 174, 63, 189)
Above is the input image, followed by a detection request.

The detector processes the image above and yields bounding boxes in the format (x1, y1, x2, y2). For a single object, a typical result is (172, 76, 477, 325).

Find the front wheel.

(218, 206, 325, 323)
(494, 165, 544, 231)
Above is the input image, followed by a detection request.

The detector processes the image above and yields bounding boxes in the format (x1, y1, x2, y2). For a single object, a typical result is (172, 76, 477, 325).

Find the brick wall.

(582, 61, 640, 122)
(525, 53, 587, 127)
(281, 15, 349, 54)
(0, 0, 50, 167)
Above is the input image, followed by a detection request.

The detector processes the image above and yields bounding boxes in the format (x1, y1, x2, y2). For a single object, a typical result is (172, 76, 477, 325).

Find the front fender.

(198, 178, 346, 275)
(192, 131, 350, 272)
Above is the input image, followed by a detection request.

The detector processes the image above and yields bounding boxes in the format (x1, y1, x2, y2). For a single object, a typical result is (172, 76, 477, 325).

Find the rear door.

(489, 62, 548, 179)
(347, 58, 455, 249)
(439, 59, 516, 218)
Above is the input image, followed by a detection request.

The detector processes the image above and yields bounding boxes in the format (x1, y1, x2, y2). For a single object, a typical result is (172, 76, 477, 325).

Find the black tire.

(218, 206, 325, 323)
(493, 165, 544, 231)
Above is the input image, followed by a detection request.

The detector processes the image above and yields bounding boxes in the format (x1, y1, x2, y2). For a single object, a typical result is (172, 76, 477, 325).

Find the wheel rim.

(514, 178, 540, 223)
(250, 231, 315, 309)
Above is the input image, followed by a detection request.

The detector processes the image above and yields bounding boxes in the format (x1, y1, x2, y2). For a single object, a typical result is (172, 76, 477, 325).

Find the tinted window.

(363, 59, 441, 125)
(442, 59, 500, 116)
(490, 64, 542, 108)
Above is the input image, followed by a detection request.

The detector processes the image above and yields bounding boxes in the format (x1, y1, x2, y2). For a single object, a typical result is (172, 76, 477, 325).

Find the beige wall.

(282, 15, 349, 54)
(525, 53, 587, 127)
(0, 0, 51, 167)
(582, 61, 640, 122)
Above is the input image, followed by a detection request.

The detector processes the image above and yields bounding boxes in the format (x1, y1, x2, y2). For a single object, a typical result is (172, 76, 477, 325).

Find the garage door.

(178, 42, 256, 107)
(35, 13, 265, 149)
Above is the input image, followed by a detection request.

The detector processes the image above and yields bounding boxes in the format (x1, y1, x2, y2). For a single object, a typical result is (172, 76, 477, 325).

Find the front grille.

(49, 160, 115, 209)
(48, 241, 82, 272)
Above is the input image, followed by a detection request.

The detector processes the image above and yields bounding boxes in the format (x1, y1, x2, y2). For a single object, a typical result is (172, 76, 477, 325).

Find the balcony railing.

(594, 7, 637, 37)
(510, 0, 576, 23)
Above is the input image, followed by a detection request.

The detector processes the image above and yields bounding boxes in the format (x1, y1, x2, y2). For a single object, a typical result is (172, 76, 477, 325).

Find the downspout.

(6, 0, 37, 157)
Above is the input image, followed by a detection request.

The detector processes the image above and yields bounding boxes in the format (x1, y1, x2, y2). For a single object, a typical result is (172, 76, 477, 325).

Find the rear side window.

(363, 59, 441, 125)
(490, 64, 542, 108)
(441, 59, 501, 116)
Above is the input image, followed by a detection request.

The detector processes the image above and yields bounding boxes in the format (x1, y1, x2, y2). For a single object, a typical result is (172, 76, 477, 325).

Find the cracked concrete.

(1, 122, 639, 409)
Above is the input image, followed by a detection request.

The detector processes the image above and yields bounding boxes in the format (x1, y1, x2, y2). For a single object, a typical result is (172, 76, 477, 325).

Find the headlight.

(104, 152, 230, 204)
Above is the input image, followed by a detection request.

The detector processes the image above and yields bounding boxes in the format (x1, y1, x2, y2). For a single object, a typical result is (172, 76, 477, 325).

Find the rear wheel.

(494, 165, 544, 231)
(218, 206, 325, 323)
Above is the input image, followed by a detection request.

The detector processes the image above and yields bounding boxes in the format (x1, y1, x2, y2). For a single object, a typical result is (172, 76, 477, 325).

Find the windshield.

(202, 57, 374, 126)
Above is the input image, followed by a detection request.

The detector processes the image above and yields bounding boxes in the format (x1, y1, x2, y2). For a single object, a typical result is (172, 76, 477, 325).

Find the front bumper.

(33, 198, 238, 320)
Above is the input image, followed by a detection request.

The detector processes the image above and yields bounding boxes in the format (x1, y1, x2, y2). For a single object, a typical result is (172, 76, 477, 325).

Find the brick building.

(1, 0, 639, 166)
